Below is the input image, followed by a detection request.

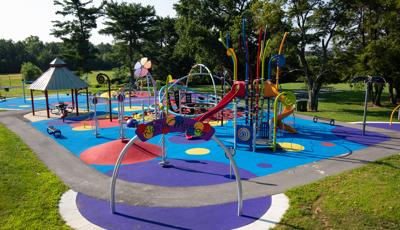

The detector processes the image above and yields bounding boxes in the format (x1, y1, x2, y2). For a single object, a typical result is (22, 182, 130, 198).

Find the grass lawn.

(274, 154, 400, 230)
(0, 124, 70, 229)
(0, 70, 113, 98)
(282, 82, 395, 122)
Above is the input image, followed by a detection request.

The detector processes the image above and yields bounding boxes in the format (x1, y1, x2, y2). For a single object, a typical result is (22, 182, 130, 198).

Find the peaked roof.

(29, 58, 88, 91)
(50, 58, 66, 67)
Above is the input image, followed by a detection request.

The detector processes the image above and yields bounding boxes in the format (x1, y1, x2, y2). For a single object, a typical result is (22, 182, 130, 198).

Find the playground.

(1, 66, 399, 229)
(1, 21, 399, 230)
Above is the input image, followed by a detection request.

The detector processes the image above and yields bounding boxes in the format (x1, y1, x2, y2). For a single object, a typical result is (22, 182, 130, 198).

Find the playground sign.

(136, 115, 215, 141)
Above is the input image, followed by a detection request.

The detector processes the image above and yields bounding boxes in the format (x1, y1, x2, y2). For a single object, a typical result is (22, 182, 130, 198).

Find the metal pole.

(22, 80, 26, 103)
(71, 89, 74, 108)
(30, 89, 35, 116)
(75, 89, 79, 116)
(45, 90, 50, 118)
(86, 88, 89, 112)
(362, 82, 370, 136)
(108, 80, 112, 122)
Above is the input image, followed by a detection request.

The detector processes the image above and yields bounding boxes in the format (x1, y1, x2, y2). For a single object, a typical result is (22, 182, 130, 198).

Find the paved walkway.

(1, 110, 399, 207)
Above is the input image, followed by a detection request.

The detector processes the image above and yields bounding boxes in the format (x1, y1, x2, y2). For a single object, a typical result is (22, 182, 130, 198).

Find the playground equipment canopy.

(29, 58, 89, 118)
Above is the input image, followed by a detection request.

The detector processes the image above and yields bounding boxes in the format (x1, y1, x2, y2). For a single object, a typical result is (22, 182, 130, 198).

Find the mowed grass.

(282, 82, 395, 122)
(0, 70, 113, 98)
(0, 124, 70, 229)
(274, 154, 400, 230)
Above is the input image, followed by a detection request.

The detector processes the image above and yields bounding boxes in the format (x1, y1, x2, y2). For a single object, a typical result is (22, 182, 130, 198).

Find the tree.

(20, 62, 42, 82)
(0, 39, 29, 74)
(51, 0, 104, 74)
(285, 0, 351, 111)
(174, 0, 255, 75)
(100, 1, 156, 78)
(338, 0, 400, 105)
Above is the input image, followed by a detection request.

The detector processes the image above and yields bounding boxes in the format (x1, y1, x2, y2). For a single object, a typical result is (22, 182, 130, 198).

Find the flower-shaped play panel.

(134, 57, 152, 78)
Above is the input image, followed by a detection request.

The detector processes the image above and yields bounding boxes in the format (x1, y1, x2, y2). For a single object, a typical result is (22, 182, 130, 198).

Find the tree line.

(0, 0, 399, 110)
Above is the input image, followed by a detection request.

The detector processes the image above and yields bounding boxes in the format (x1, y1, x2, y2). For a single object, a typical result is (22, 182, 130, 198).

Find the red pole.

(45, 90, 50, 118)
(30, 89, 35, 116)
(75, 89, 79, 116)
(71, 89, 75, 108)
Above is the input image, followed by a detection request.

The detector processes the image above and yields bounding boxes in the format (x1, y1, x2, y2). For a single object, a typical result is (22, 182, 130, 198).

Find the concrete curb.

(59, 189, 289, 230)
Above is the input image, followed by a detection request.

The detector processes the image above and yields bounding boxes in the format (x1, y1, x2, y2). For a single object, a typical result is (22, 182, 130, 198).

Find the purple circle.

(106, 159, 256, 187)
(257, 163, 273, 168)
(168, 134, 207, 144)
(332, 125, 390, 146)
(47, 120, 76, 126)
(77, 193, 272, 230)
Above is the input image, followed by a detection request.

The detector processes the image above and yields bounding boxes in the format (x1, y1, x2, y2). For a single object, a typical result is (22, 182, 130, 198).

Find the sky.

(0, 0, 178, 44)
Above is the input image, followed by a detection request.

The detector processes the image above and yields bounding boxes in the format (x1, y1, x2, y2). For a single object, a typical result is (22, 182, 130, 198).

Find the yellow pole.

(389, 104, 400, 125)
(275, 32, 288, 89)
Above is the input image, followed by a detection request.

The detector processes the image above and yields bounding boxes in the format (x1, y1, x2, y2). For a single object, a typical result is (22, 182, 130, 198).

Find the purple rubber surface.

(366, 123, 400, 132)
(77, 193, 271, 230)
(168, 134, 207, 144)
(332, 125, 390, 146)
(106, 159, 257, 187)
(257, 163, 273, 168)
(47, 120, 76, 126)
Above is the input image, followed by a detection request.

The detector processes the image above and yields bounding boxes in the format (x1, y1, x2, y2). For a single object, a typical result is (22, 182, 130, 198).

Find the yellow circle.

(185, 148, 210, 155)
(208, 120, 227, 127)
(112, 106, 146, 112)
(27, 97, 46, 101)
(166, 115, 176, 126)
(72, 125, 94, 131)
(278, 142, 304, 152)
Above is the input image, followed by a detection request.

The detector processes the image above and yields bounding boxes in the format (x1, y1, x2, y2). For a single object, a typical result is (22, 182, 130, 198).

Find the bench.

(313, 116, 335, 126)
(47, 126, 62, 138)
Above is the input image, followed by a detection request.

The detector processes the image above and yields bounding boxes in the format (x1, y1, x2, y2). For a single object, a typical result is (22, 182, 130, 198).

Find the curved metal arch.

(186, 64, 217, 100)
(158, 73, 229, 104)
(110, 135, 243, 216)
(134, 73, 158, 104)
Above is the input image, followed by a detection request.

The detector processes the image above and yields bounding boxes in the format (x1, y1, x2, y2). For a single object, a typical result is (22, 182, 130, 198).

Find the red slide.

(195, 81, 245, 122)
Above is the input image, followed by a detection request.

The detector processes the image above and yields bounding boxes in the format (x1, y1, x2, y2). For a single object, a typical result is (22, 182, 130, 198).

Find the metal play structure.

(217, 19, 297, 152)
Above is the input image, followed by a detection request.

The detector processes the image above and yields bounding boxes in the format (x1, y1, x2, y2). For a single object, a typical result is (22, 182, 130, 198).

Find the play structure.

(214, 19, 297, 152)
(158, 64, 221, 118)
(110, 115, 244, 216)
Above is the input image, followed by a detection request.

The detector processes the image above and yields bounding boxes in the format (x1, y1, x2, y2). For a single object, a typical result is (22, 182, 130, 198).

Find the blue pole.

(242, 19, 249, 125)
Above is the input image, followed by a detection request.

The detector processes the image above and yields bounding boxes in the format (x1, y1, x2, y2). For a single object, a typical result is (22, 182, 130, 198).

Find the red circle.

(321, 142, 335, 147)
(80, 140, 161, 165)
(70, 118, 120, 129)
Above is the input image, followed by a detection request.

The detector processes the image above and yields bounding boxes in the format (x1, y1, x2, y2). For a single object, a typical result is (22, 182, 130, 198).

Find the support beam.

(86, 88, 89, 112)
(71, 89, 75, 108)
(45, 90, 50, 118)
(30, 89, 35, 116)
(75, 89, 79, 116)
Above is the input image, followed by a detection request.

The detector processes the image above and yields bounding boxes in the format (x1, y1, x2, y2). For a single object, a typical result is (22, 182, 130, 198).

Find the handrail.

(390, 104, 400, 125)
(275, 32, 288, 89)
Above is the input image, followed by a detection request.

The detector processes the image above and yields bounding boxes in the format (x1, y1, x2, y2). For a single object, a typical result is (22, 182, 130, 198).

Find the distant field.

(0, 70, 114, 98)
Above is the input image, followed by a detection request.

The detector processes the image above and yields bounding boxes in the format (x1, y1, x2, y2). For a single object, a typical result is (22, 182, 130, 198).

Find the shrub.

(20, 62, 42, 82)
(111, 66, 130, 85)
